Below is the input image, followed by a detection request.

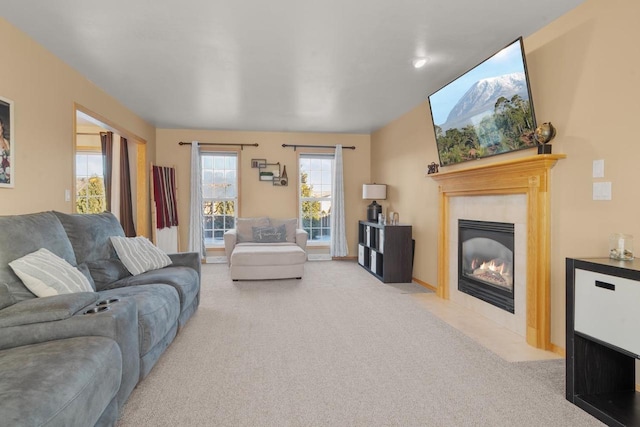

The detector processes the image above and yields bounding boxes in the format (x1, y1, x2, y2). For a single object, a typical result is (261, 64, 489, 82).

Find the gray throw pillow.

(252, 225, 287, 243)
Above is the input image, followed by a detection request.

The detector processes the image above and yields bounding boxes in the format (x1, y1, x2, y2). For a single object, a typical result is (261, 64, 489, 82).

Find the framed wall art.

(0, 96, 14, 188)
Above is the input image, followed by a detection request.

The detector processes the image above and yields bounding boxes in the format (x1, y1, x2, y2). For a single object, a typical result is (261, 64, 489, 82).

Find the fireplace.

(458, 219, 515, 313)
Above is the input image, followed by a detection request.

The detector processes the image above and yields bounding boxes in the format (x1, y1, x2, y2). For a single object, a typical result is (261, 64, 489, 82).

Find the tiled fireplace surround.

(431, 154, 565, 350)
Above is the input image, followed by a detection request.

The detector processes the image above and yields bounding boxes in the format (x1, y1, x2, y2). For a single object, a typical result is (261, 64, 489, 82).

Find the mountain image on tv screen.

(428, 38, 537, 166)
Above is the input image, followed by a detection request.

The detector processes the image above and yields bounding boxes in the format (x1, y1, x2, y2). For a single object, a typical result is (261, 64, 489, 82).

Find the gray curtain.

(330, 145, 348, 256)
(188, 141, 205, 259)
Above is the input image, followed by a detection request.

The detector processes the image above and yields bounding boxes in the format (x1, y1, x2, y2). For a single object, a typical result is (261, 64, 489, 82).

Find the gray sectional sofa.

(0, 211, 201, 426)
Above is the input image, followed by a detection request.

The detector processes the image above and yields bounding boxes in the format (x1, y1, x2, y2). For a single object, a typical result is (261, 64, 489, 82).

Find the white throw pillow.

(9, 248, 93, 297)
(110, 236, 172, 276)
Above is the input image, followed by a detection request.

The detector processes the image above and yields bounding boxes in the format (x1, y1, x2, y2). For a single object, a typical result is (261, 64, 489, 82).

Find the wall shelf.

(252, 159, 288, 186)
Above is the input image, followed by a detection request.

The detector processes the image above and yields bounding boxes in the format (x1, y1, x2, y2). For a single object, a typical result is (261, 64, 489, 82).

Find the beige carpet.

(117, 261, 603, 427)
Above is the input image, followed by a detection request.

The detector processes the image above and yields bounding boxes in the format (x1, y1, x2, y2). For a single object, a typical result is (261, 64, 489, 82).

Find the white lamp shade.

(362, 184, 387, 200)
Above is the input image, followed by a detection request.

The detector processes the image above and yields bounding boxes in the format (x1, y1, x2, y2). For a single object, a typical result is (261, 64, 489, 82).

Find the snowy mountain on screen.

(440, 72, 528, 131)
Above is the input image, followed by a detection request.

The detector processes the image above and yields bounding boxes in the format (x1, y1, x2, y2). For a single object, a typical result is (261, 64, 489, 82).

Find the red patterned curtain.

(152, 165, 179, 229)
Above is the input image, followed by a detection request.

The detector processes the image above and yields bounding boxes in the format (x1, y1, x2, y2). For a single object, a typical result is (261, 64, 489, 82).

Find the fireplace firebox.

(458, 219, 514, 313)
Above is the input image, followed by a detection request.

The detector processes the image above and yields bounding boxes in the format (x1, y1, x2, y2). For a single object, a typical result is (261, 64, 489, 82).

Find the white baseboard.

(308, 254, 332, 261)
(205, 256, 227, 264)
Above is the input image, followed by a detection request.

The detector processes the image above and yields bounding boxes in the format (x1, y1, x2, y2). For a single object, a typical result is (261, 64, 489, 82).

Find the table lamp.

(362, 184, 387, 222)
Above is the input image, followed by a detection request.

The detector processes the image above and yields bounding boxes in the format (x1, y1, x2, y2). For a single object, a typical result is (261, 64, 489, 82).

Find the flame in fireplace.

(470, 258, 512, 288)
(479, 259, 507, 275)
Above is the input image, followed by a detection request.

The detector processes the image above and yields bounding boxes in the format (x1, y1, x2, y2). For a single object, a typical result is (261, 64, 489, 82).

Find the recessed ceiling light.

(412, 58, 428, 69)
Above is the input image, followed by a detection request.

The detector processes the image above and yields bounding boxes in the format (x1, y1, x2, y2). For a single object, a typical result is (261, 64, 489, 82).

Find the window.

(299, 154, 333, 243)
(202, 151, 238, 246)
(75, 152, 106, 214)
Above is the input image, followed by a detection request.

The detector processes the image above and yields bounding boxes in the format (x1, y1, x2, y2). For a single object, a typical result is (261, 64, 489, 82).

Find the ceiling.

(1, 0, 584, 134)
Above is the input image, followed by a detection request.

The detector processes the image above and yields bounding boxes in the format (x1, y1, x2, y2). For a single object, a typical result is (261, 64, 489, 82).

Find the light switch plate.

(593, 159, 605, 178)
(593, 182, 612, 200)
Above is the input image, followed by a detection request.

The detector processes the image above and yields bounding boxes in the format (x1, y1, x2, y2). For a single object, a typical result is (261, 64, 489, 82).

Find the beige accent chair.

(224, 217, 308, 280)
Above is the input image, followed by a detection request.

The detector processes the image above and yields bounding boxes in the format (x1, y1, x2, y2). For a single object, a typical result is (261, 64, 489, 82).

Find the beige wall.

(0, 18, 155, 230)
(371, 0, 640, 348)
(370, 102, 440, 286)
(155, 129, 371, 254)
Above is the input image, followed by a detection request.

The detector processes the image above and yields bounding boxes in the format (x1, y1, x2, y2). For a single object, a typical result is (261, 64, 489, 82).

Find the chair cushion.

(231, 244, 306, 266)
(269, 218, 298, 243)
(236, 217, 269, 242)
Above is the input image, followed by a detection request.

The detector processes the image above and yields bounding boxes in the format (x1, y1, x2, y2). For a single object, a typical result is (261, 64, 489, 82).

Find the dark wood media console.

(357, 220, 412, 283)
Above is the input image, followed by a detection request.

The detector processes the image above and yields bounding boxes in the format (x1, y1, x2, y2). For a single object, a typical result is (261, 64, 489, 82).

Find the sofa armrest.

(168, 252, 201, 279)
(295, 229, 308, 251)
(0, 292, 99, 328)
(224, 230, 238, 264)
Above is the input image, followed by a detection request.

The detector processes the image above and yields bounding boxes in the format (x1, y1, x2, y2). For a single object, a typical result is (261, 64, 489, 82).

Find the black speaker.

(279, 177, 288, 186)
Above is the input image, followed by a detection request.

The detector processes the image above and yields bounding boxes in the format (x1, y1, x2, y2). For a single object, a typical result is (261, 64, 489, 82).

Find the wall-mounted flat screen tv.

(428, 37, 537, 166)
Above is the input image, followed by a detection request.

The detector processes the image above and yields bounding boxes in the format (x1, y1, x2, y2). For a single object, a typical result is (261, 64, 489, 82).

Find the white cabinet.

(574, 268, 640, 355)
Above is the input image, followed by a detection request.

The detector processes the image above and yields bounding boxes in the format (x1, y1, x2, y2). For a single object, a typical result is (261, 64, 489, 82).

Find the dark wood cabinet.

(566, 257, 640, 427)
(357, 220, 412, 283)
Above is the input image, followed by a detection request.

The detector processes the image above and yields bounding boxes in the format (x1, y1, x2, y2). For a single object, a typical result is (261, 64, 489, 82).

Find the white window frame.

(298, 153, 334, 245)
(201, 150, 239, 247)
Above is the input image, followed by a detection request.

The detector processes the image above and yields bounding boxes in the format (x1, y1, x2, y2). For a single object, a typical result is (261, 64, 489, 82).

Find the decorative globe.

(534, 122, 556, 145)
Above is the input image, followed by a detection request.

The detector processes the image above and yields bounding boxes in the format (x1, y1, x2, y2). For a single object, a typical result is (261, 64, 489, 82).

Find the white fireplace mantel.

(429, 154, 565, 350)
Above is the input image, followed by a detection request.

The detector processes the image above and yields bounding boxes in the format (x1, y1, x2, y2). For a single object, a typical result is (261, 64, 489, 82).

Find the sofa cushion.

(98, 284, 179, 356)
(85, 259, 132, 291)
(236, 217, 269, 242)
(110, 236, 172, 275)
(8, 248, 93, 298)
(105, 266, 199, 313)
(231, 243, 307, 266)
(252, 225, 287, 243)
(0, 336, 122, 427)
(0, 211, 77, 301)
(76, 263, 97, 291)
(53, 211, 124, 264)
(0, 284, 15, 310)
(269, 218, 298, 243)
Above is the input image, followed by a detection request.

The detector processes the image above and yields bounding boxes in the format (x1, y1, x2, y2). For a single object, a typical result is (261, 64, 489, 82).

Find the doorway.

(74, 105, 149, 237)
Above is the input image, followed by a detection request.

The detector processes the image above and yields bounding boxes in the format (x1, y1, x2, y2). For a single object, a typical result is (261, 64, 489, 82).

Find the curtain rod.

(178, 142, 259, 150)
(282, 143, 356, 151)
